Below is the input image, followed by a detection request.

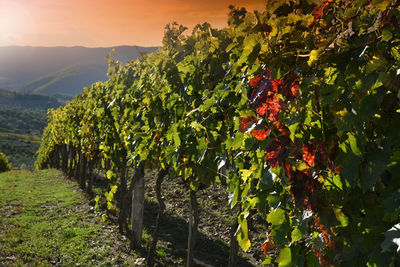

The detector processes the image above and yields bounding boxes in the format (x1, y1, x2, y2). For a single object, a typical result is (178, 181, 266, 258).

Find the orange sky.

(0, 0, 266, 47)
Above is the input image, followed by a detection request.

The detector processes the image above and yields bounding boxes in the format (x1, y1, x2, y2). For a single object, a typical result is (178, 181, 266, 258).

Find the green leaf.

(239, 168, 253, 183)
(189, 180, 199, 191)
(267, 208, 286, 226)
(196, 138, 208, 163)
(277, 247, 292, 267)
(308, 49, 321, 66)
(110, 184, 118, 194)
(391, 47, 400, 61)
(337, 139, 362, 188)
(105, 191, 114, 202)
(232, 133, 245, 150)
(267, 194, 281, 210)
(262, 257, 273, 265)
(292, 227, 303, 242)
(271, 222, 290, 246)
(373, 0, 390, 11)
(360, 94, 379, 120)
(167, 124, 181, 148)
(199, 97, 216, 112)
(288, 123, 298, 142)
(247, 42, 261, 67)
(229, 173, 240, 208)
(361, 141, 390, 191)
(237, 214, 251, 251)
(365, 56, 387, 74)
(259, 169, 274, 189)
(238, 236, 251, 252)
(324, 67, 338, 85)
(382, 29, 393, 42)
(347, 133, 362, 157)
(334, 208, 349, 227)
(327, 173, 343, 190)
(383, 192, 400, 218)
(106, 170, 114, 180)
(190, 121, 206, 131)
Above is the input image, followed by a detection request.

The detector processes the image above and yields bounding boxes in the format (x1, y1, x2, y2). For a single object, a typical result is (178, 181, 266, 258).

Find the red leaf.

(261, 237, 274, 255)
(274, 120, 290, 136)
(284, 161, 293, 178)
(271, 79, 282, 92)
(250, 76, 263, 89)
(290, 169, 320, 209)
(239, 116, 258, 132)
(250, 78, 272, 106)
(281, 73, 300, 101)
(249, 69, 273, 107)
(256, 103, 268, 116)
(302, 140, 317, 167)
(251, 129, 270, 141)
(317, 142, 328, 166)
(309, 1, 331, 27)
(256, 95, 285, 121)
(265, 137, 290, 167)
(266, 94, 285, 122)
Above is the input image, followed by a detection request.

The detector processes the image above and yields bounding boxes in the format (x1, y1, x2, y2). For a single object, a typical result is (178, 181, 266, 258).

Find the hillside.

(0, 89, 63, 169)
(0, 45, 158, 96)
(0, 88, 63, 109)
(0, 107, 47, 170)
(17, 64, 107, 96)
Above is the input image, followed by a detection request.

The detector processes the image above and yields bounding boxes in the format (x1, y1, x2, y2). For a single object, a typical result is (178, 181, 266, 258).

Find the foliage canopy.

(36, 0, 400, 265)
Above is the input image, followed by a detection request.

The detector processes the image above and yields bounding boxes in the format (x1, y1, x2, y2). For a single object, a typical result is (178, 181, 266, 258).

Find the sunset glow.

(0, 0, 266, 47)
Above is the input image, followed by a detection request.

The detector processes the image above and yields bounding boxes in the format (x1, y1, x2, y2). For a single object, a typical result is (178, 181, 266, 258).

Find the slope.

(0, 45, 158, 96)
(0, 89, 63, 169)
(0, 88, 63, 109)
(17, 64, 108, 96)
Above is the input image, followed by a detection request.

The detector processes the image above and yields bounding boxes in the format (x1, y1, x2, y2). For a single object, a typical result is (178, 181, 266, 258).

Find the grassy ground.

(0, 169, 137, 266)
(0, 169, 265, 266)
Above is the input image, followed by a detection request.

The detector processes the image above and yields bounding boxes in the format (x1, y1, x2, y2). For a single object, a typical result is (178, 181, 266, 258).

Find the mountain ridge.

(0, 45, 158, 97)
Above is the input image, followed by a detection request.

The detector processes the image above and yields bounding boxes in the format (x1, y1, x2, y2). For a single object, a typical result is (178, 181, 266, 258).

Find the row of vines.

(36, 0, 400, 266)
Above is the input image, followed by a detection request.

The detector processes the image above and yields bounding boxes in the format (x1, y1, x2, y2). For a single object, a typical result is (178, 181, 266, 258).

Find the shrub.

(0, 152, 12, 172)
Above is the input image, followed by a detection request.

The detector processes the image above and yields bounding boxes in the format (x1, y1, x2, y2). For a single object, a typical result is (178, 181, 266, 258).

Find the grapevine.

(36, 1, 400, 266)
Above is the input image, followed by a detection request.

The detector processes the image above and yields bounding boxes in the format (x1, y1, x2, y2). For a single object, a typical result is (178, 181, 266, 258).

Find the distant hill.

(18, 64, 108, 96)
(0, 88, 63, 109)
(0, 88, 63, 169)
(0, 45, 158, 97)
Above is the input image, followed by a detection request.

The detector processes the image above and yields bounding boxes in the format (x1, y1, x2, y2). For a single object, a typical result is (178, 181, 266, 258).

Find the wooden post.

(130, 164, 145, 249)
(186, 189, 199, 267)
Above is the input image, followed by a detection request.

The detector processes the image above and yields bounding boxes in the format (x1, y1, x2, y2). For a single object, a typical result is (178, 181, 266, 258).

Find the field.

(0, 169, 264, 266)
(0, 170, 136, 266)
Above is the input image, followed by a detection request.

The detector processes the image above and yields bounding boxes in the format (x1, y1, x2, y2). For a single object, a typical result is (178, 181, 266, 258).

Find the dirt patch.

(141, 170, 266, 266)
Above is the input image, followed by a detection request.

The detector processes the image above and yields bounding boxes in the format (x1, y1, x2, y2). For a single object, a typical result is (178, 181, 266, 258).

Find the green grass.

(0, 169, 134, 266)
